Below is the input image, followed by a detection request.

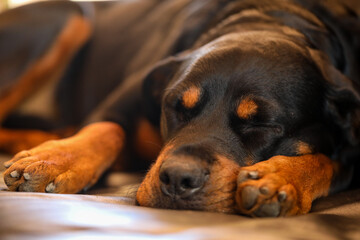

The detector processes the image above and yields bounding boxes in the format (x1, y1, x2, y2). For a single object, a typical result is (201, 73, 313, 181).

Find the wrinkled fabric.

(1, 154, 360, 240)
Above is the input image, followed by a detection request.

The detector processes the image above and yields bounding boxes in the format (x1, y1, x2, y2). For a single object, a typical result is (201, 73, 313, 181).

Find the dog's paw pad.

(241, 185, 259, 210)
(254, 201, 281, 217)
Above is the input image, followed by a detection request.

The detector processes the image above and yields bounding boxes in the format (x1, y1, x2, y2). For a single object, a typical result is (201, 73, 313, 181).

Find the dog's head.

(136, 31, 360, 213)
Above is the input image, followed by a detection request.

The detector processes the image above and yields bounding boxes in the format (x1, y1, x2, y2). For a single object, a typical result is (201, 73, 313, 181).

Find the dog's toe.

(4, 157, 38, 189)
(236, 165, 299, 217)
(254, 200, 281, 217)
(17, 157, 77, 192)
(3, 151, 74, 192)
(45, 182, 56, 193)
(237, 170, 260, 184)
(4, 150, 32, 168)
(4, 161, 13, 168)
(50, 171, 86, 193)
(241, 185, 259, 210)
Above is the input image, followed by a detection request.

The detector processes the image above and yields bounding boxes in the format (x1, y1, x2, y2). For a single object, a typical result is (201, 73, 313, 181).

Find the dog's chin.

(136, 183, 238, 214)
(136, 154, 240, 214)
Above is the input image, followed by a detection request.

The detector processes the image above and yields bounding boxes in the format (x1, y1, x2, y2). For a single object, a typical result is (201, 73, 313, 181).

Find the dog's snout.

(159, 157, 209, 199)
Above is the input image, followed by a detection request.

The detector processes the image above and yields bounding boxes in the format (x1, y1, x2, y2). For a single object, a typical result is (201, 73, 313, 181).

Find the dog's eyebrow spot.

(296, 141, 313, 155)
(237, 97, 258, 119)
(182, 86, 201, 109)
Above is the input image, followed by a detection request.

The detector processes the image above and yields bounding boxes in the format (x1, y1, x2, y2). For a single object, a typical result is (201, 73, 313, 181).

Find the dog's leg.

(3, 122, 124, 193)
(0, 128, 62, 154)
(2, 65, 157, 193)
(0, 4, 91, 123)
(235, 154, 338, 217)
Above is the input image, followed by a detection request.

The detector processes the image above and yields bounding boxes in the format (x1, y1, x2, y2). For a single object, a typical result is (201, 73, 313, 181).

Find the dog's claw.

(10, 170, 19, 178)
(260, 186, 269, 194)
(278, 191, 287, 202)
(45, 182, 56, 193)
(23, 173, 31, 180)
(248, 171, 259, 179)
(237, 170, 249, 184)
(237, 170, 260, 184)
(4, 162, 12, 168)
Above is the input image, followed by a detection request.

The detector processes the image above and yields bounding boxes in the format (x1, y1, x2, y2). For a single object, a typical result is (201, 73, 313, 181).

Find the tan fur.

(204, 155, 240, 213)
(182, 86, 201, 109)
(134, 118, 162, 160)
(136, 143, 174, 206)
(136, 148, 241, 213)
(3, 122, 124, 193)
(237, 97, 258, 119)
(236, 154, 334, 216)
(296, 141, 313, 155)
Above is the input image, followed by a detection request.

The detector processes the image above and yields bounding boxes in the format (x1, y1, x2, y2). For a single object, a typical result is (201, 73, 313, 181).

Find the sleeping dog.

(1, 0, 359, 217)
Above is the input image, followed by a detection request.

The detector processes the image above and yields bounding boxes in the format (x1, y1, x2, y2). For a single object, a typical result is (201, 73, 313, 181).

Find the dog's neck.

(193, 0, 346, 79)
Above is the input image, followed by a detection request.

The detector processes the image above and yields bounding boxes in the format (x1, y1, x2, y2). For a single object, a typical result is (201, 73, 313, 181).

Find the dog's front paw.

(3, 140, 95, 193)
(235, 157, 305, 217)
(3, 122, 125, 193)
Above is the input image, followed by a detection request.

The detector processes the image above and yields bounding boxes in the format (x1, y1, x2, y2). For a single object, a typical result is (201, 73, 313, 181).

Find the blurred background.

(0, 0, 8, 10)
(1, 0, 38, 10)
(1, 0, 43, 11)
(0, 0, 98, 11)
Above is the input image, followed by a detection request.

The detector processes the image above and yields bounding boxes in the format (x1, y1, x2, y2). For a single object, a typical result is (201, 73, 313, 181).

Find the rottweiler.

(1, 0, 359, 217)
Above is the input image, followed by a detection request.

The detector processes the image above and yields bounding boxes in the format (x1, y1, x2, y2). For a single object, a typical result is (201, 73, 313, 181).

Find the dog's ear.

(142, 52, 190, 126)
(309, 49, 360, 145)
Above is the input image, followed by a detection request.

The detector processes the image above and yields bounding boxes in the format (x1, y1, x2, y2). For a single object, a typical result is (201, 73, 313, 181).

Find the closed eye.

(175, 100, 194, 122)
(230, 113, 283, 136)
(241, 123, 283, 135)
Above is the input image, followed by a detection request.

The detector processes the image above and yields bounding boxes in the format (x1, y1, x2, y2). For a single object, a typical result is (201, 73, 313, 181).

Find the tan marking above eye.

(296, 141, 313, 155)
(182, 86, 201, 109)
(237, 97, 258, 119)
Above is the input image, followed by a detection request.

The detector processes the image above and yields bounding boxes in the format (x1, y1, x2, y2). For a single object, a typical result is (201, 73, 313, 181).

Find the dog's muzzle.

(159, 155, 210, 199)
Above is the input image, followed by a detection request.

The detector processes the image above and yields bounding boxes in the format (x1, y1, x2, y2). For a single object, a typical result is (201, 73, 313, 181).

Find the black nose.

(159, 157, 209, 199)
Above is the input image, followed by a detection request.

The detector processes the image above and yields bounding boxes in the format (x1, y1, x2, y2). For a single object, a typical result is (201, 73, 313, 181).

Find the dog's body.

(1, 0, 360, 217)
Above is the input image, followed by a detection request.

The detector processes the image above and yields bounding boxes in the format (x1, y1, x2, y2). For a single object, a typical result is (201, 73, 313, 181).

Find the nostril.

(159, 158, 209, 198)
(159, 171, 170, 185)
(180, 177, 194, 189)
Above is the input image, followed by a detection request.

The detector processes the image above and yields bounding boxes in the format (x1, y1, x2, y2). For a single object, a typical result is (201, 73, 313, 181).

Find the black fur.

(1, 0, 359, 205)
